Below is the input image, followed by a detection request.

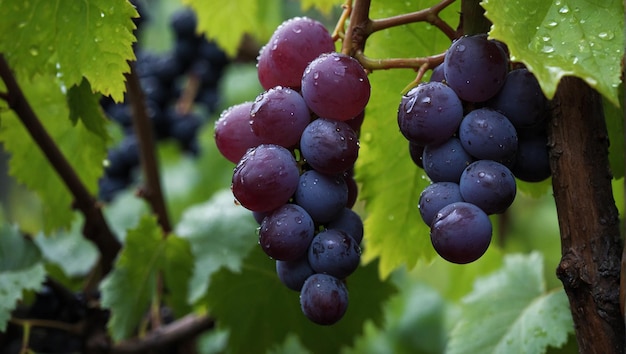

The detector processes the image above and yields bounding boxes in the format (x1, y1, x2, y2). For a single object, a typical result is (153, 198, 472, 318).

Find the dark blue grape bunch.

(397, 34, 550, 264)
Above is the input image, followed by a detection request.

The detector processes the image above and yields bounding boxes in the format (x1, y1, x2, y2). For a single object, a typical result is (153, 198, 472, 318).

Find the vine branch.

(0, 54, 120, 276)
(370, 0, 457, 40)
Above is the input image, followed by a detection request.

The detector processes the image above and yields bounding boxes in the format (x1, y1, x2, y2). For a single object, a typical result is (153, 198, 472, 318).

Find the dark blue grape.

(98, 176, 131, 202)
(397, 81, 464, 146)
(294, 170, 348, 223)
(276, 257, 315, 291)
(307, 229, 360, 279)
(300, 273, 348, 325)
(418, 182, 464, 226)
(299, 118, 359, 175)
(104, 136, 140, 179)
(512, 135, 551, 182)
(459, 160, 517, 214)
(422, 137, 474, 183)
(430, 202, 492, 264)
(170, 112, 203, 153)
(170, 8, 197, 40)
(429, 63, 445, 82)
(259, 204, 315, 261)
(458, 108, 518, 164)
(326, 208, 364, 244)
(409, 141, 425, 168)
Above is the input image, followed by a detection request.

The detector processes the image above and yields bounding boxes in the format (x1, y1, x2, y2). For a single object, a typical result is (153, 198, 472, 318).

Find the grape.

(418, 182, 464, 226)
(308, 229, 360, 279)
(250, 86, 311, 148)
(408, 141, 425, 168)
(345, 110, 365, 133)
(327, 208, 364, 244)
(459, 160, 516, 214)
(276, 257, 315, 291)
(258, 17, 335, 90)
(300, 118, 359, 175)
(422, 137, 474, 183)
(294, 170, 348, 223)
(397, 81, 464, 146)
(214, 102, 264, 164)
(170, 111, 202, 153)
(300, 273, 349, 325)
(430, 202, 492, 264)
(443, 34, 508, 102)
(458, 108, 518, 163)
(301, 52, 371, 121)
(104, 136, 140, 179)
(344, 172, 358, 208)
(512, 135, 551, 182)
(170, 8, 197, 40)
(487, 68, 547, 129)
(429, 63, 445, 82)
(259, 204, 315, 261)
(232, 144, 300, 212)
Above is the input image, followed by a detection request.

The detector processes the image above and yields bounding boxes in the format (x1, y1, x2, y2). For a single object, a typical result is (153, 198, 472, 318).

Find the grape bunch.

(398, 34, 550, 264)
(98, 6, 229, 202)
(214, 17, 370, 325)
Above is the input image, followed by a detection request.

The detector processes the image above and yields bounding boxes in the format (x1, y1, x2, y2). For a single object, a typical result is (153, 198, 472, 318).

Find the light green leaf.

(516, 178, 552, 198)
(447, 252, 573, 354)
(300, 0, 343, 15)
(358, 0, 460, 278)
(0, 75, 108, 232)
(0, 224, 46, 331)
(175, 189, 258, 304)
(162, 234, 194, 316)
(482, 0, 624, 106)
(100, 214, 194, 341)
(206, 246, 396, 354)
(67, 79, 110, 140)
(0, 0, 137, 102)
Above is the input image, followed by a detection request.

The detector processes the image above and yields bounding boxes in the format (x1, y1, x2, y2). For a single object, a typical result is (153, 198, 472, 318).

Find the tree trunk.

(549, 76, 625, 353)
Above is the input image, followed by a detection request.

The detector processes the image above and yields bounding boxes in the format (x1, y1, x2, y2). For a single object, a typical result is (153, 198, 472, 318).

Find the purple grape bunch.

(214, 17, 370, 325)
(398, 34, 550, 264)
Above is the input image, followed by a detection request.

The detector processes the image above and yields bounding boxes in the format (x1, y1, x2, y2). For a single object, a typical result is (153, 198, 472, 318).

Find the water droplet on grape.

(456, 44, 466, 52)
(421, 96, 432, 104)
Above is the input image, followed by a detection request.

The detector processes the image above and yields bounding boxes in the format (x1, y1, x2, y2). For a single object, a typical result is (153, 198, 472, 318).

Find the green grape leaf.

(482, 0, 624, 106)
(175, 189, 258, 304)
(0, 225, 46, 331)
(162, 234, 194, 317)
(357, 0, 459, 278)
(447, 252, 574, 354)
(300, 0, 343, 15)
(0, 0, 137, 102)
(67, 79, 110, 140)
(0, 76, 108, 232)
(516, 178, 552, 199)
(185, 0, 282, 58)
(206, 246, 396, 354)
(100, 215, 194, 341)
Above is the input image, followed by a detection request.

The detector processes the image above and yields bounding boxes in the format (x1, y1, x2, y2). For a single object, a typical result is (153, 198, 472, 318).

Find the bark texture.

(549, 76, 625, 353)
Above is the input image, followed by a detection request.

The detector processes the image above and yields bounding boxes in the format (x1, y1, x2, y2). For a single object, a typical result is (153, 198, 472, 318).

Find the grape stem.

(0, 54, 121, 277)
(331, 0, 352, 41)
(370, 0, 457, 40)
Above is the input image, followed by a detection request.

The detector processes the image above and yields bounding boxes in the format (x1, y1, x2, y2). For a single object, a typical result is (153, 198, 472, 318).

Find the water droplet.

(421, 96, 431, 104)
(542, 36, 551, 42)
(456, 44, 466, 52)
(545, 21, 558, 28)
(541, 45, 555, 54)
(313, 72, 319, 79)
(29, 46, 39, 56)
(558, 5, 570, 14)
(598, 31, 614, 40)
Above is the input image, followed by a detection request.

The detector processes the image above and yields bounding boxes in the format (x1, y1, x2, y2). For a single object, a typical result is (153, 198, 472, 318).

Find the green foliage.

(100, 215, 194, 342)
(175, 189, 258, 304)
(447, 252, 573, 354)
(0, 0, 137, 102)
(357, 0, 459, 278)
(206, 246, 396, 354)
(0, 77, 108, 232)
(67, 79, 110, 140)
(0, 225, 46, 331)
(300, 0, 344, 15)
(482, 0, 624, 106)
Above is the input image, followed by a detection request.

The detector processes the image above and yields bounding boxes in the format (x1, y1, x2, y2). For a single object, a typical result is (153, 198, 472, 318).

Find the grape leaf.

(205, 246, 396, 354)
(100, 215, 194, 341)
(0, 76, 108, 232)
(175, 189, 258, 304)
(67, 79, 110, 140)
(447, 252, 573, 354)
(357, 0, 460, 278)
(481, 0, 624, 106)
(0, 224, 46, 331)
(300, 0, 343, 15)
(0, 0, 137, 102)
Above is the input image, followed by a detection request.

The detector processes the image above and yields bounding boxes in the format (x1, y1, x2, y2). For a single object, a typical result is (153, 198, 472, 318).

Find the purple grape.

(444, 34, 508, 102)
(276, 257, 315, 291)
(300, 273, 348, 325)
(512, 135, 551, 182)
(458, 108, 518, 164)
(459, 160, 517, 215)
(487, 68, 548, 129)
(422, 137, 474, 183)
(232, 144, 300, 212)
(430, 202, 492, 264)
(326, 208, 364, 244)
(397, 81, 464, 146)
(344, 172, 358, 208)
(429, 63, 445, 82)
(299, 118, 359, 175)
(258, 17, 336, 90)
(308, 229, 361, 279)
(418, 182, 464, 226)
(259, 204, 315, 261)
(214, 102, 264, 164)
(294, 170, 348, 223)
(408, 142, 425, 168)
(250, 86, 311, 148)
(301, 52, 371, 121)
